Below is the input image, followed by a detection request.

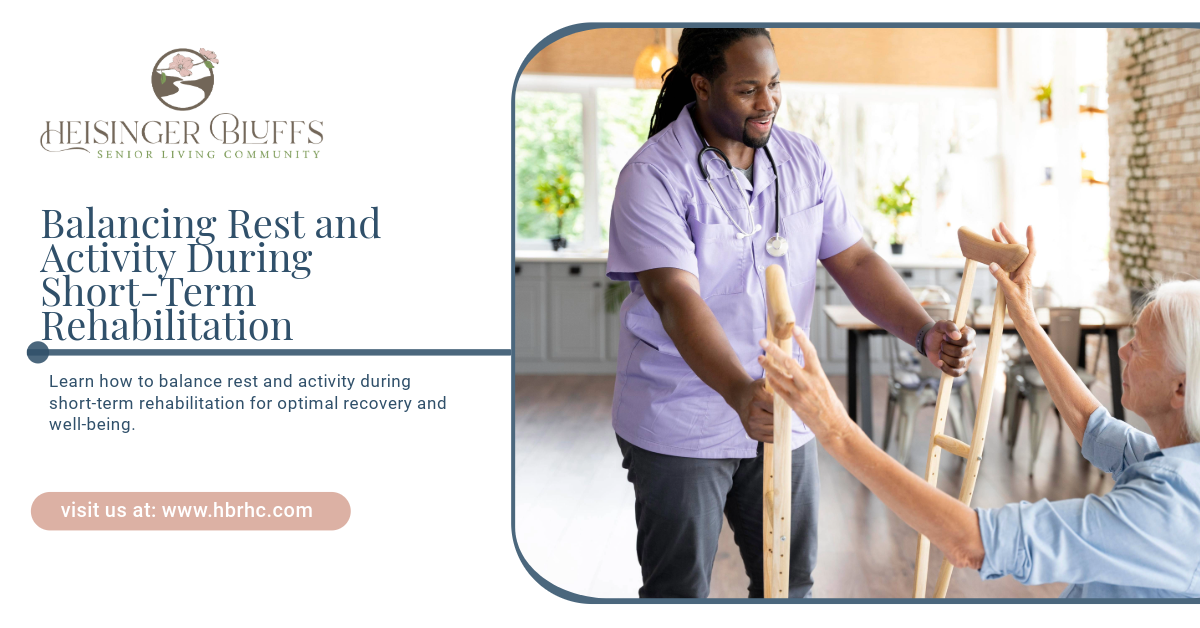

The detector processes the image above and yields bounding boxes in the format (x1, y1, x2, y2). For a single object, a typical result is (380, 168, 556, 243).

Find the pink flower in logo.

(199, 48, 219, 64)
(170, 54, 194, 77)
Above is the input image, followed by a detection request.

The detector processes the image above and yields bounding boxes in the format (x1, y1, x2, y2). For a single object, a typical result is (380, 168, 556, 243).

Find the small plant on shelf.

(874, 177, 915, 255)
(1034, 81, 1053, 122)
(533, 167, 580, 251)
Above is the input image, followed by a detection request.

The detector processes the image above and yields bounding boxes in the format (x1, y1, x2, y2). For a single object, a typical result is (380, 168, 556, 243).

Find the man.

(606, 28, 976, 598)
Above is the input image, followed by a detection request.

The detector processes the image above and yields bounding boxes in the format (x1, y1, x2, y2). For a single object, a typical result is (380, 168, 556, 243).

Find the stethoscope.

(696, 143, 788, 257)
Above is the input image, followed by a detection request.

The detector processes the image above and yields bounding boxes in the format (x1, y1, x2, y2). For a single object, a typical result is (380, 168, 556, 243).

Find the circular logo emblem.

(151, 48, 218, 111)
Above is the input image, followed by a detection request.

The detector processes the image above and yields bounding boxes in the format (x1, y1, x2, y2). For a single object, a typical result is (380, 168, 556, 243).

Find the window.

(927, 97, 1001, 236)
(776, 85, 1001, 257)
(855, 101, 922, 246)
(514, 91, 583, 243)
(598, 88, 657, 242)
(514, 76, 655, 251)
(777, 91, 840, 169)
(1002, 28, 1111, 305)
(515, 76, 1001, 256)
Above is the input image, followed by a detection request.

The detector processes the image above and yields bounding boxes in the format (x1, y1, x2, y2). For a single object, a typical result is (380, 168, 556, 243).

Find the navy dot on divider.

(27, 341, 49, 364)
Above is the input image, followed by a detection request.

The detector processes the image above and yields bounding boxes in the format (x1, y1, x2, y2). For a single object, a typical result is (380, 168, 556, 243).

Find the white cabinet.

(548, 273, 606, 360)
(894, 267, 937, 287)
(514, 263, 547, 362)
(517, 261, 616, 373)
(606, 313, 622, 361)
(515, 257, 996, 375)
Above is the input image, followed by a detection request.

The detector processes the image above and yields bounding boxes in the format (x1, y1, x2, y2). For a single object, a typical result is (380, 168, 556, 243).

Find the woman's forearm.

(758, 333, 985, 569)
(820, 420, 985, 569)
(1010, 310, 1102, 446)
(982, 225, 1100, 447)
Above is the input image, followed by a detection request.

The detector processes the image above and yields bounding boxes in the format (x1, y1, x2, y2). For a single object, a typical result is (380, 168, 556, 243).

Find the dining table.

(823, 304, 1133, 442)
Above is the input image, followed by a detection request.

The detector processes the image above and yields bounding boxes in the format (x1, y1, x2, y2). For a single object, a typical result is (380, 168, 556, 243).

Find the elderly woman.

(759, 223, 1200, 598)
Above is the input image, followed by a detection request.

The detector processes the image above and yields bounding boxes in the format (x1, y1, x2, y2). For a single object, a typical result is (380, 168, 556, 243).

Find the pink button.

(32, 493, 350, 530)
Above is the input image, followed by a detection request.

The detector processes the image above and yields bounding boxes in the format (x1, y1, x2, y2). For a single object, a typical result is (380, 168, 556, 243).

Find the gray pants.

(617, 435, 819, 598)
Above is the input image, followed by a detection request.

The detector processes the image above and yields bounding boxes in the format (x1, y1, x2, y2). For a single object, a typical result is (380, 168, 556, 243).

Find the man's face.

(699, 36, 781, 148)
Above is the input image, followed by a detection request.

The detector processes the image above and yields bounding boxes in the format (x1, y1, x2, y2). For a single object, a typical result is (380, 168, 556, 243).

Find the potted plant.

(875, 177, 915, 255)
(533, 168, 580, 251)
(1034, 81, 1053, 122)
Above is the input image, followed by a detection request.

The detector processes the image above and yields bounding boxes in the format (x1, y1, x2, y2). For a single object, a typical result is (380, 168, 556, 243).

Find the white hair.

(1147, 280, 1200, 442)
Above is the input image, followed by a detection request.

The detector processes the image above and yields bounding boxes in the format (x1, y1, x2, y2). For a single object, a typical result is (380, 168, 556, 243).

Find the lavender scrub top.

(606, 103, 863, 459)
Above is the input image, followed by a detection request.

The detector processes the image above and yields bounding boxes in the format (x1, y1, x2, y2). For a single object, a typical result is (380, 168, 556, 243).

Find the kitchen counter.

(515, 249, 977, 269)
(515, 250, 995, 375)
(515, 250, 609, 263)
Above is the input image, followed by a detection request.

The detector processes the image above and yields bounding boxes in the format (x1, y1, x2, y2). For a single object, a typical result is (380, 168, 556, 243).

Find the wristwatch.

(915, 321, 937, 357)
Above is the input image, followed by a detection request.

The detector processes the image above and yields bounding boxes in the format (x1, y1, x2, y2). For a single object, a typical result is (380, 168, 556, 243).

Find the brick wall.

(1108, 27, 1200, 307)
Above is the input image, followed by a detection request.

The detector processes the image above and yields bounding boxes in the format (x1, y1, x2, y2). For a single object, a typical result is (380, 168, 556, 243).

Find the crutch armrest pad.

(765, 265, 796, 341)
(958, 227, 1029, 272)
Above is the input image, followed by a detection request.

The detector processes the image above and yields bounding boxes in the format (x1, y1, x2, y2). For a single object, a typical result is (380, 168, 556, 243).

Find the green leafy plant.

(604, 282, 631, 314)
(515, 93, 582, 240)
(1033, 81, 1053, 102)
(1034, 81, 1054, 122)
(533, 167, 581, 238)
(874, 177, 915, 245)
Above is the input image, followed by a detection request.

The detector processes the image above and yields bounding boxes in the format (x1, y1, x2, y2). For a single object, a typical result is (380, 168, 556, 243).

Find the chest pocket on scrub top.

(687, 213, 747, 298)
(782, 200, 824, 287)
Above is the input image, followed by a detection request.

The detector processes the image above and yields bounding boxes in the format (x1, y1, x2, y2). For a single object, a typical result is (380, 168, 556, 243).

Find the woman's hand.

(757, 329, 852, 442)
(988, 222, 1102, 447)
(988, 222, 1038, 325)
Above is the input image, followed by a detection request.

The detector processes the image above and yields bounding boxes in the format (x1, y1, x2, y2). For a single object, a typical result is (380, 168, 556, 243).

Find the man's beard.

(742, 126, 771, 149)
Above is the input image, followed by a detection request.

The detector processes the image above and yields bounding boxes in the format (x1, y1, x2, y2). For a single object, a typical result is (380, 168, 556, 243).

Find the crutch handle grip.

(958, 227, 1029, 272)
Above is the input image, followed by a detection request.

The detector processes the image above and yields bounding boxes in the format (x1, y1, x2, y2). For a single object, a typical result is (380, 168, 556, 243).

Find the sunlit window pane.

(929, 98, 1001, 243)
(777, 90, 839, 168)
(514, 92, 584, 242)
(598, 88, 657, 241)
(856, 102, 920, 246)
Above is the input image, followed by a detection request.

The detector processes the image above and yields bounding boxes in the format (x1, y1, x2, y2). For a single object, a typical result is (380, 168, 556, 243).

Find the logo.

(151, 48, 219, 111)
(41, 46, 325, 160)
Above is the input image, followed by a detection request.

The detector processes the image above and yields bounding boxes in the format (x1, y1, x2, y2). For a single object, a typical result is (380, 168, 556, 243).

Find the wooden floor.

(515, 343, 1138, 599)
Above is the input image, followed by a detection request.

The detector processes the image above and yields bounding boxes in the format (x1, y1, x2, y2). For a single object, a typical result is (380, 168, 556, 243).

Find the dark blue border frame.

(510, 22, 1200, 604)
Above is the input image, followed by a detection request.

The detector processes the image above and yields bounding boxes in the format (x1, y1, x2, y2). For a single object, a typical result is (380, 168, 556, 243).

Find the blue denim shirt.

(976, 407, 1200, 598)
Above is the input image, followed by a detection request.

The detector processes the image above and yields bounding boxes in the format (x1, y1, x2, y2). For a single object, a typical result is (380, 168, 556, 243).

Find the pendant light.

(633, 29, 676, 90)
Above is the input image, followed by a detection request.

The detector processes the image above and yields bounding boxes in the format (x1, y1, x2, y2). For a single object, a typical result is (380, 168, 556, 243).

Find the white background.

(0, 1, 1188, 625)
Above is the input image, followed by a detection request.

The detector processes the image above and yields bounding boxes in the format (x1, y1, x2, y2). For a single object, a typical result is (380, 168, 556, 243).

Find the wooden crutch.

(912, 227, 1028, 598)
(763, 264, 795, 599)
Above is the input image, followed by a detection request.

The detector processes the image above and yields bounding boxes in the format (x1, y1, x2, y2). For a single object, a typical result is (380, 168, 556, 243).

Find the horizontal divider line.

(44, 349, 512, 357)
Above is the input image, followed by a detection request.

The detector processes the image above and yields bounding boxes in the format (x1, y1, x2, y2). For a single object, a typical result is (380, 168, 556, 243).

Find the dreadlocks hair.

(647, 28, 773, 139)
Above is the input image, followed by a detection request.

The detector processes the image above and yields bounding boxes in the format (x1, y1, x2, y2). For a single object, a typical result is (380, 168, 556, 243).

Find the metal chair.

(882, 294, 976, 465)
(1005, 306, 1105, 475)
